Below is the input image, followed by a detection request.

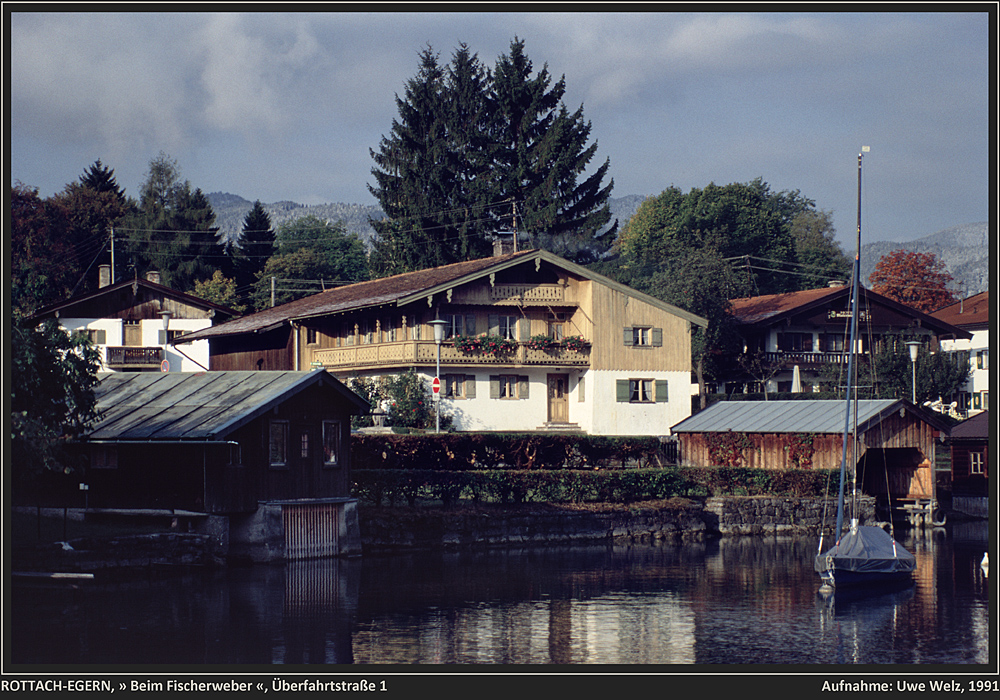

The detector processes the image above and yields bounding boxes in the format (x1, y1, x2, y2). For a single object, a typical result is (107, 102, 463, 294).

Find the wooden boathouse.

(670, 399, 952, 525)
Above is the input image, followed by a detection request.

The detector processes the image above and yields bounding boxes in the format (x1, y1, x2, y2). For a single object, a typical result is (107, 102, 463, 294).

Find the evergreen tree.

(491, 38, 615, 256)
(368, 38, 616, 274)
(232, 200, 276, 293)
(79, 159, 127, 203)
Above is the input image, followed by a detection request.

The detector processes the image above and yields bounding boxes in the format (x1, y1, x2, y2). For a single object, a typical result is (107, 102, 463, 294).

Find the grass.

(11, 509, 176, 547)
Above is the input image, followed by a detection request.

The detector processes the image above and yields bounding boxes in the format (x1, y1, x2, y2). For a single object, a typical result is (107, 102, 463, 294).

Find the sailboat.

(814, 149, 916, 589)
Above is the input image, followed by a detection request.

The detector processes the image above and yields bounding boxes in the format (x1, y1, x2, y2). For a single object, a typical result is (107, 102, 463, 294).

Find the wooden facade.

(948, 411, 990, 497)
(64, 372, 367, 514)
(180, 251, 708, 435)
(672, 400, 949, 507)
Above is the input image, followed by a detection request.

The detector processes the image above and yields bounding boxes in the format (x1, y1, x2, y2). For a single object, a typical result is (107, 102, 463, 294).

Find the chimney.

(99, 264, 111, 288)
(146, 271, 161, 285)
(828, 280, 846, 287)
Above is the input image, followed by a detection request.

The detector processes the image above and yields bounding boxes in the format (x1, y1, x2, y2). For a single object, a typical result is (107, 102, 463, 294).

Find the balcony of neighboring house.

(762, 350, 861, 369)
(311, 339, 591, 371)
(105, 346, 164, 370)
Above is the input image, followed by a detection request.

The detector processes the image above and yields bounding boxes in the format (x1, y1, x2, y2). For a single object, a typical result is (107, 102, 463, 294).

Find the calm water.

(10, 522, 990, 667)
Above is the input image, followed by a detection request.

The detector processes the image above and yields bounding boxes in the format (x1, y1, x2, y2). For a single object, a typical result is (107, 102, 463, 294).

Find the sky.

(8, 10, 992, 246)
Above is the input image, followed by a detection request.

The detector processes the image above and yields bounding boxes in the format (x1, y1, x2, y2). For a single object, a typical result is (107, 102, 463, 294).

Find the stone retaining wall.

(359, 496, 878, 551)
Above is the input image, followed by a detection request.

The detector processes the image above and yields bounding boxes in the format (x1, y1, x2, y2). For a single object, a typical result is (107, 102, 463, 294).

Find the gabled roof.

(949, 411, 990, 440)
(30, 276, 239, 322)
(176, 249, 708, 343)
(931, 291, 989, 330)
(729, 285, 972, 339)
(670, 399, 952, 435)
(84, 371, 369, 442)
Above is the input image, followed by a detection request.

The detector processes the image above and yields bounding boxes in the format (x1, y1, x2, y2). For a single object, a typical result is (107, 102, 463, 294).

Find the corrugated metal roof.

(86, 371, 367, 441)
(670, 399, 904, 435)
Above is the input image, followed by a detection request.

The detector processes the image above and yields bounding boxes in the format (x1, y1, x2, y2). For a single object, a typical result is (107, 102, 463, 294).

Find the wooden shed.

(671, 399, 951, 523)
(64, 370, 370, 560)
(948, 411, 989, 518)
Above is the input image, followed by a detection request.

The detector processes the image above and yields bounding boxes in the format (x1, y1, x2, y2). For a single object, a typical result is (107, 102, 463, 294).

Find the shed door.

(123, 320, 142, 346)
(293, 423, 321, 497)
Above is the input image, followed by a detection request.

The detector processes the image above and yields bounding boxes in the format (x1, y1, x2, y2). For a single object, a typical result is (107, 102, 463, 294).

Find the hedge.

(351, 466, 838, 507)
(351, 433, 668, 471)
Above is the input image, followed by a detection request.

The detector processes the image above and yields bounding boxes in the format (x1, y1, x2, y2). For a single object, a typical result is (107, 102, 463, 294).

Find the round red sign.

(432, 377, 440, 394)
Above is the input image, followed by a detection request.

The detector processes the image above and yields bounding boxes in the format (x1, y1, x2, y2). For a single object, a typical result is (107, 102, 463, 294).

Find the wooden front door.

(293, 423, 320, 498)
(547, 374, 569, 423)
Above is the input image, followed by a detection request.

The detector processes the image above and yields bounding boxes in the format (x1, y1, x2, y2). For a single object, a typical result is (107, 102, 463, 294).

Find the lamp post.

(428, 318, 448, 433)
(905, 340, 921, 404)
(159, 310, 172, 372)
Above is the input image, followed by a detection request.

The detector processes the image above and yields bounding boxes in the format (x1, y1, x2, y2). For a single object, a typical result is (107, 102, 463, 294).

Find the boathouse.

(670, 399, 952, 524)
(947, 411, 989, 518)
(67, 370, 370, 560)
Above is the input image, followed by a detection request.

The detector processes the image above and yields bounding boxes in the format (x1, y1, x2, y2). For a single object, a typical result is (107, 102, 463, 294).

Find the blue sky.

(9, 11, 992, 246)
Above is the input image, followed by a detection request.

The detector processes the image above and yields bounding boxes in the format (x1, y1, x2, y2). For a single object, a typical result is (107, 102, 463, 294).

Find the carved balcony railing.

(311, 340, 590, 370)
(762, 351, 866, 368)
(106, 346, 164, 369)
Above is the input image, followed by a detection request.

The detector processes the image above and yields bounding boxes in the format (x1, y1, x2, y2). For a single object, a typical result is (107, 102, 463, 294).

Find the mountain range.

(206, 192, 988, 297)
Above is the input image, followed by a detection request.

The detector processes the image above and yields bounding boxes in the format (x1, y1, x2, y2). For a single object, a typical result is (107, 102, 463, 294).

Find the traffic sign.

(432, 377, 440, 395)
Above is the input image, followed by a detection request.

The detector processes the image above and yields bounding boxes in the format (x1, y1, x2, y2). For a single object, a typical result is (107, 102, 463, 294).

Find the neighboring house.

(68, 370, 369, 560)
(932, 292, 989, 416)
(30, 266, 238, 373)
(670, 399, 951, 526)
(176, 250, 708, 435)
(724, 283, 972, 395)
(947, 411, 989, 518)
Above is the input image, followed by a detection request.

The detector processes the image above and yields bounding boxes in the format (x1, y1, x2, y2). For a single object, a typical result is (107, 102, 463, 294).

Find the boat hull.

(816, 525, 916, 588)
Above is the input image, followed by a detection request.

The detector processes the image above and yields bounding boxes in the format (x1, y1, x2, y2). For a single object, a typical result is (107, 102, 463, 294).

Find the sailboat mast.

(835, 150, 865, 538)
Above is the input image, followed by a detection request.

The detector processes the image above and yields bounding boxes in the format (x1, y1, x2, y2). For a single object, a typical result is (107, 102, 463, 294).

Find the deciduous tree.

(869, 250, 957, 313)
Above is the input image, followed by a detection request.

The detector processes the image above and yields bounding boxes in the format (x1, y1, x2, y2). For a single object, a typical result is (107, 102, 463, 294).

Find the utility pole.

(271, 276, 276, 307)
(110, 226, 115, 284)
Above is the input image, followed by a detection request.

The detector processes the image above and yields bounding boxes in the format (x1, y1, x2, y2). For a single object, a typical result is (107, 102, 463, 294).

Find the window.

(300, 430, 310, 458)
(821, 333, 846, 353)
(777, 332, 813, 352)
(444, 374, 476, 399)
(79, 329, 107, 345)
(494, 315, 518, 340)
(409, 315, 421, 340)
(616, 379, 669, 403)
(90, 445, 118, 469)
(490, 375, 528, 399)
(631, 379, 653, 403)
(361, 320, 374, 344)
(306, 327, 318, 345)
(623, 327, 663, 347)
(444, 314, 464, 339)
(383, 319, 397, 342)
(970, 451, 984, 475)
(323, 421, 341, 467)
(269, 421, 288, 467)
(976, 350, 989, 370)
(158, 329, 183, 344)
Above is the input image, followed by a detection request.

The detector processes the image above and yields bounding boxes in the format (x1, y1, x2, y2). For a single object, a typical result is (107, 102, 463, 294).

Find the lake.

(9, 521, 990, 670)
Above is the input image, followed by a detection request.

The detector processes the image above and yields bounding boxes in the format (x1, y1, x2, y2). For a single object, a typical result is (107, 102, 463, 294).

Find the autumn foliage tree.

(869, 250, 957, 313)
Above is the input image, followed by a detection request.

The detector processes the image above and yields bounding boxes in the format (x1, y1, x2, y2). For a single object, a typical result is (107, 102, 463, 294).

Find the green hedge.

(351, 433, 668, 471)
(352, 466, 837, 507)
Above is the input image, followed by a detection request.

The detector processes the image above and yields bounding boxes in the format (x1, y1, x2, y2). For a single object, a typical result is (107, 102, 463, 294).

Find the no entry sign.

(432, 377, 441, 395)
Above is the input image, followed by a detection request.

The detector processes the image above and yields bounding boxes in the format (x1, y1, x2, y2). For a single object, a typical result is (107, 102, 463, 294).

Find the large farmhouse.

(177, 250, 708, 435)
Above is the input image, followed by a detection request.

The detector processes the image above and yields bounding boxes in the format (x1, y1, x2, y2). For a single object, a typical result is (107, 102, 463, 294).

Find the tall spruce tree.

(491, 38, 615, 256)
(368, 38, 615, 274)
(232, 200, 276, 293)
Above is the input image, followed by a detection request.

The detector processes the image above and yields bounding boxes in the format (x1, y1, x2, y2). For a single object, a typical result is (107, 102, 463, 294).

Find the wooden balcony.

(106, 346, 164, 369)
(763, 351, 864, 368)
(311, 340, 590, 370)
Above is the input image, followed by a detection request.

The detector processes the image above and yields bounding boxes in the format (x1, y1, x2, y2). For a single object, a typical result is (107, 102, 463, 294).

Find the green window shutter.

(466, 314, 477, 335)
(518, 376, 529, 399)
(465, 375, 476, 399)
(616, 379, 630, 402)
(655, 380, 669, 403)
(651, 328, 663, 347)
(489, 376, 500, 399)
(96, 329, 106, 344)
(623, 328, 634, 346)
(488, 314, 499, 336)
(519, 317, 531, 341)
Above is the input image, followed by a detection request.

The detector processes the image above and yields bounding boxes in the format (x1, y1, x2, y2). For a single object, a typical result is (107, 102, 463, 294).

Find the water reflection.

(10, 526, 989, 666)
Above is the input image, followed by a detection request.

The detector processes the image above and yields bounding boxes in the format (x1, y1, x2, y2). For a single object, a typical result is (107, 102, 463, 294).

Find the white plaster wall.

(940, 327, 990, 403)
(57, 317, 212, 373)
(586, 370, 692, 436)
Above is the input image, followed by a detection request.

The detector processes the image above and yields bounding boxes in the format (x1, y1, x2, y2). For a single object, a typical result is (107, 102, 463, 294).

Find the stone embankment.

(358, 496, 877, 552)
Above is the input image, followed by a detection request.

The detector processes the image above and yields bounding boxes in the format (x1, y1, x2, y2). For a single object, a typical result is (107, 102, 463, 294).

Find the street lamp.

(428, 318, 448, 433)
(905, 340, 921, 404)
(159, 310, 173, 372)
